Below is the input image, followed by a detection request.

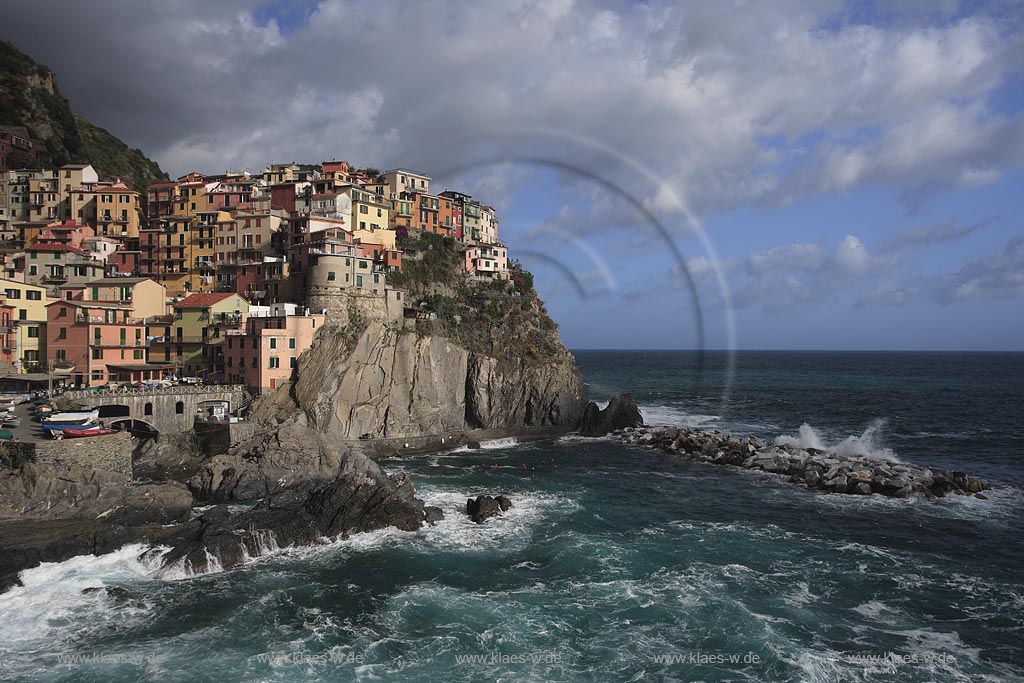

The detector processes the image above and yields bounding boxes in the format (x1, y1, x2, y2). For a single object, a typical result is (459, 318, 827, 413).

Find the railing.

(75, 315, 142, 324)
(89, 340, 147, 348)
(148, 335, 206, 344)
(63, 384, 248, 399)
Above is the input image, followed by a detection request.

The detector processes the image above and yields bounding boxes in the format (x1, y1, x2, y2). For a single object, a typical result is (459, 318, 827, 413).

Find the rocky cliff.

(256, 234, 588, 440)
(0, 40, 168, 190)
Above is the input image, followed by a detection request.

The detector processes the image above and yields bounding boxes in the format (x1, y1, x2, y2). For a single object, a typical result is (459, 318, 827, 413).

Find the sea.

(1, 351, 1023, 682)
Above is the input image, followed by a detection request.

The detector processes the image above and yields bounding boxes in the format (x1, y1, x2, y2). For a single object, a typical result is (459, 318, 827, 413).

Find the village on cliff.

(0, 152, 512, 394)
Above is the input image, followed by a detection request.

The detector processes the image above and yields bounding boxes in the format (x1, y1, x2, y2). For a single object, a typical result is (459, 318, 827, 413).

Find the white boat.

(42, 410, 99, 426)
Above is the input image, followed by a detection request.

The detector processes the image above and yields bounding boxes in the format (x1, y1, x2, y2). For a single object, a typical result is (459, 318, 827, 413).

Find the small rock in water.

(465, 495, 512, 524)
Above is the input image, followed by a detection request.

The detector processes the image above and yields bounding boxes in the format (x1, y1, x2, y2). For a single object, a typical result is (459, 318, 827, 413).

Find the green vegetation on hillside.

(75, 115, 168, 191)
(1, 40, 168, 191)
(393, 231, 561, 362)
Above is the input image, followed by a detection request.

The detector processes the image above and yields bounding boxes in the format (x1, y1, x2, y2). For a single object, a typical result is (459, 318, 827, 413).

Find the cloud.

(0, 0, 1021, 218)
(935, 233, 1024, 303)
(880, 216, 996, 251)
(725, 234, 895, 312)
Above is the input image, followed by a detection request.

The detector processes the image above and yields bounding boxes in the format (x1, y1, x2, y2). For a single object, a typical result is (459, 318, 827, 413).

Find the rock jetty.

(618, 425, 988, 499)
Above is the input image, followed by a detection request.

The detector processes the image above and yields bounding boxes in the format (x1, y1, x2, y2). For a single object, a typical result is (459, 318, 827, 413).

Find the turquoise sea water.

(1, 351, 1022, 682)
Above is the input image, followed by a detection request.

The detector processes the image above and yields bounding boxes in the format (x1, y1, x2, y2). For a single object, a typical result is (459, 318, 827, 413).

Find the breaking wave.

(774, 419, 899, 461)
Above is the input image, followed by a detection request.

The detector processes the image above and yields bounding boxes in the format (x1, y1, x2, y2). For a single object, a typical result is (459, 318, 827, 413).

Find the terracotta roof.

(26, 243, 87, 255)
(174, 292, 238, 309)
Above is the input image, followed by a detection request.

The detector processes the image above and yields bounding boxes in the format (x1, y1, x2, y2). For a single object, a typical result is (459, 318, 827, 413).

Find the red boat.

(53, 426, 116, 439)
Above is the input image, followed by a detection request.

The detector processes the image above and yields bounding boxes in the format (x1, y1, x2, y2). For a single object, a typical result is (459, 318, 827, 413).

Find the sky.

(2, 0, 1023, 351)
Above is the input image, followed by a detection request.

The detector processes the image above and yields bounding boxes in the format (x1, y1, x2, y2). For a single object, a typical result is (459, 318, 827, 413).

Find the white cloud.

(937, 234, 1024, 303)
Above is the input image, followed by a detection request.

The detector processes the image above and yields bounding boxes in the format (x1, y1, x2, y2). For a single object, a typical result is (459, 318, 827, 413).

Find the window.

(18, 309, 26, 320)
(290, 357, 297, 368)
(175, 401, 184, 414)
(91, 370, 104, 381)
(26, 289, 40, 300)
(269, 357, 279, 369)
(27, 326, 38, 338)
(92, 348, 102, 360)
(360, 205, 368, 214)
(356, 275, 363, 287)
(144, 403, 153, 416)
(288, 338, 296, 349)
(269, 338, 277, 350)
(57, 327, 67, 340)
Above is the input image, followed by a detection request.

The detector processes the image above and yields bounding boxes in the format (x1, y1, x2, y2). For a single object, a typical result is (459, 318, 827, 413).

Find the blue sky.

(3, 0, 1023, 350)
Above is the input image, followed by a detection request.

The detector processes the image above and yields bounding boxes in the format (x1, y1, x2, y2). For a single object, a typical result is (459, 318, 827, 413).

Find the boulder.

(578, 393, 644, 437)
(424, 506, 445, 525)
(465, 495, 511, 524)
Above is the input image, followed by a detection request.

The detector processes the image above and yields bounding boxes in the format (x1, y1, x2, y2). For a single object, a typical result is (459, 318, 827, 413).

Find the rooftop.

(174, 292, 239, 309)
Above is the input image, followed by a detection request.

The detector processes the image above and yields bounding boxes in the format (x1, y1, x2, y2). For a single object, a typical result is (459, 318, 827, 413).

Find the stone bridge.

(61, 385, 251, 434)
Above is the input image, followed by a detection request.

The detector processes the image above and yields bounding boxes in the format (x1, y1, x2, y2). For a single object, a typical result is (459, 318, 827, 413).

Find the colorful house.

(149, 292, 247, 378)
(46, 299, 146, 387)
(223, 310, 325, 391)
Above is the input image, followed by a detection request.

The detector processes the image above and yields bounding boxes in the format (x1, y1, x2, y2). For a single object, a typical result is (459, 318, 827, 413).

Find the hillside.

(0, 40, 168, 191)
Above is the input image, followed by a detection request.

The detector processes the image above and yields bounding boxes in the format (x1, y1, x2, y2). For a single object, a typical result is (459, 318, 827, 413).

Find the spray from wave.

(774, 419, 899, 461)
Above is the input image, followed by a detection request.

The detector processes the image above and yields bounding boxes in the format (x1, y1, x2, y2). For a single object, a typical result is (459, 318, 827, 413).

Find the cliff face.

(0, 40, 168, 190)
(286, 320, 586, 438)
(254, 233, 588, 439)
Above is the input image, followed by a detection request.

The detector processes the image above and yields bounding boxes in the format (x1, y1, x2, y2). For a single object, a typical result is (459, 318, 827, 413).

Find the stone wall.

(306, 287, 399, 327)
(192, 421, 260, 456)
(34, 431, 133, 479)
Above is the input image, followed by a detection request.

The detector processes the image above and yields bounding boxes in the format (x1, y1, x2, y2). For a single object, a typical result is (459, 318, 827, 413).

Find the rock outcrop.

(162, 446, 429, 574)
(579, 393, 644, 436)
(284, 318, 586, 439)
(466, 494, 513, 524)
(0, 421, 436, 592)
(620, 425, 989, 499)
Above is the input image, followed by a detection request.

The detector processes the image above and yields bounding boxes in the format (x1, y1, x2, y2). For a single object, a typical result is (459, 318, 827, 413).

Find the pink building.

(46, 299, 146, 387)
(223, 311, 325, 391)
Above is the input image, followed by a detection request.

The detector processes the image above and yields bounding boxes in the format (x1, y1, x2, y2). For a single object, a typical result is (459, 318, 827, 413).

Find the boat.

(54, 426, 116, 439)
(42, 410, 99, 426)
(1, 415, 22, 427)
(42, 421, 99, 432)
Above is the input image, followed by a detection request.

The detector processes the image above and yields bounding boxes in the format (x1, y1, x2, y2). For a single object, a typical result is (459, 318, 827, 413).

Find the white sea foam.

(445, 436, 520, 453)
(638, 403, 721, 428)
(774, 419, 899, 461)
(0, 544, 162, 647)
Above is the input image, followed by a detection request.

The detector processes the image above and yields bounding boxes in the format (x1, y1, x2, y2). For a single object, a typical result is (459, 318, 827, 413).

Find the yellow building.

(79, 277, 168, 320)
(262, 163, 298, 185)
(27, 173, 61, 222)
(71, 182, 143, 238)
(352, 228, 395, 250)
(149, 292, 247, 377)
(348, 186, 391, 233)
(187, 210, 223, 293)
(0, 278, 50, 371)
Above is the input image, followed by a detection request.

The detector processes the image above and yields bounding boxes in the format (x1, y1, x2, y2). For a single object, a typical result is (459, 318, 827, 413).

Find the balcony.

(43, 272, 68, 283)
(148, 335, 205, 345)
(75, 314, 142, 324)
(89, 340, 147, 348)
(210, 313, 243, 327)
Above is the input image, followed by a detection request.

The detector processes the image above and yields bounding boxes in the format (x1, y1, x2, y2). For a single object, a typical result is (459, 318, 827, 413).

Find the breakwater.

(618, 425, 988, 498)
